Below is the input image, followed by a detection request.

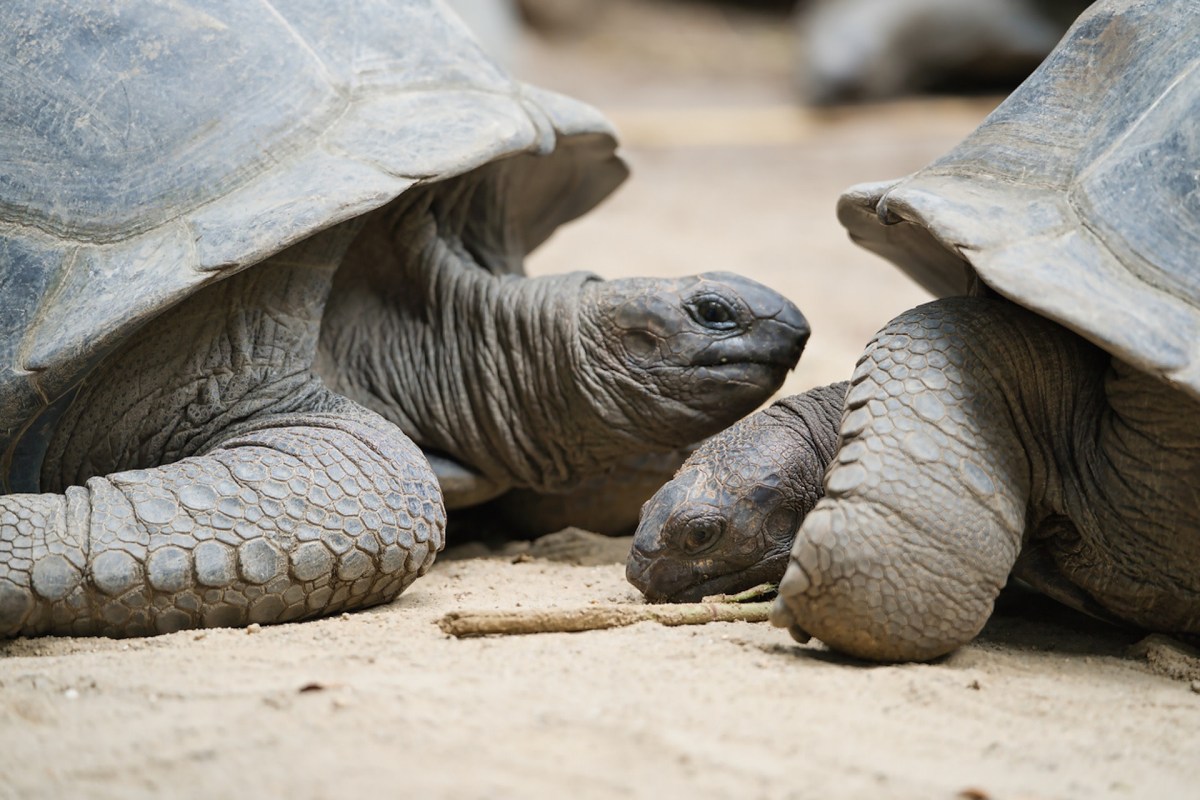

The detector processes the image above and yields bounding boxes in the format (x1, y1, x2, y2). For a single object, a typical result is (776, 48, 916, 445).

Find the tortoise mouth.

(680, 360, 797, 396)
(689, 329, 808, 373)
(630, 551, 790, 604)
(707, 356, 801, 372)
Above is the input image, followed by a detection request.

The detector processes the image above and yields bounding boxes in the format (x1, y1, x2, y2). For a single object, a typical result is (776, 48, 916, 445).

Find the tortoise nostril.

(625, 551, 651, 589)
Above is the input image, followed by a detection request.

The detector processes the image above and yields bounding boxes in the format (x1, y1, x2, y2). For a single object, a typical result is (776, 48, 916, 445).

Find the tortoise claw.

(769, 596, 812, 644)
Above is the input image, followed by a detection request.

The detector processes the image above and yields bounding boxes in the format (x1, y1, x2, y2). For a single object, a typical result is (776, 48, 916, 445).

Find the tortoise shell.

(837, 0, 1200, 398)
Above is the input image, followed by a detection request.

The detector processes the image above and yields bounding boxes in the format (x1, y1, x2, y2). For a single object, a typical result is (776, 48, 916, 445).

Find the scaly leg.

(771, 297, 1106, 660)
(0, 397, 443, 637)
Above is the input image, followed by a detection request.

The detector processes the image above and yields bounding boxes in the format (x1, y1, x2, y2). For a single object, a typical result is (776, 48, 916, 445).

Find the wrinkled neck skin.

(318, 186, 661, 494)
(767, 384, 849, 485)
(1035, 357, 1200, 631)
(971, 318, 1200, 633)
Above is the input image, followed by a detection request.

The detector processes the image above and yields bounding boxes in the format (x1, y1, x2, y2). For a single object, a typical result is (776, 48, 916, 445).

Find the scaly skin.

(772, 297, 1200, 661)
(319, 179, 810, 502)
(0, 405, 442, 636)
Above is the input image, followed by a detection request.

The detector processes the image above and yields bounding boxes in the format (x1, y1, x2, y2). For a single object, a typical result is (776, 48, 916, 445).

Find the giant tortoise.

(633, 0, 1200, 661)
(0, 0, 809, 637)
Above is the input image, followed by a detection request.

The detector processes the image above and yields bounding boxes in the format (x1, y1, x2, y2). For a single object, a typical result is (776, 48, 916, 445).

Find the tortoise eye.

(681, 518, 724, 554)
(689, 296, 739, 330)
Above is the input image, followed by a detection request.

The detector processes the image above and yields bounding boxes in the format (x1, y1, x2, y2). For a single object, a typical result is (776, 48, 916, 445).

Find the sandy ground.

(2, 536, 1198, 800)
(3, 4, 1199, 799)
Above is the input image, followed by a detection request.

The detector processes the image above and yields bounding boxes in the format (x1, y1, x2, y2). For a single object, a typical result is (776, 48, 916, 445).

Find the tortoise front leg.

(771, 297, 1106, 661)
(0, 403, 444, 637)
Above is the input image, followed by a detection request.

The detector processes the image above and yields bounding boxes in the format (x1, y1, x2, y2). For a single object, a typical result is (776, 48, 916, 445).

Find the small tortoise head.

(626, 412, 806, 602)
(578, 271, 809, 446)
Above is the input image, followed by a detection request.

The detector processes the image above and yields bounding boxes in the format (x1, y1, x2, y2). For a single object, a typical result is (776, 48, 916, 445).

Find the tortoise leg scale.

(771, 297, 1100, 660)
(0, 400, 444, 637)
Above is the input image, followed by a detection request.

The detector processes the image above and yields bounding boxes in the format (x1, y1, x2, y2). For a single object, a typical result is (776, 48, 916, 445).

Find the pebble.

(246, 623, 262, 635)
(956, 789, 990, 800)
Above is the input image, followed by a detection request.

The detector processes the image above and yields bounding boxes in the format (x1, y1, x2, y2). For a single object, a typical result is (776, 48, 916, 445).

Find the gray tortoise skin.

(0, 0, 808, 637)
(634, 0, 1200, 661)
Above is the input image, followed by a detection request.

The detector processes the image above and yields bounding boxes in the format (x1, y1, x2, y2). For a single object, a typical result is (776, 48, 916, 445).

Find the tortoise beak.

(625, 546, 691, 603)
(627, 482, 692, 602)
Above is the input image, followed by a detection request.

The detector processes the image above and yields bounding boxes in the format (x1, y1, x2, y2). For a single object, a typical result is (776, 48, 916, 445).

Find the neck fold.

(320, 190, 621, 492)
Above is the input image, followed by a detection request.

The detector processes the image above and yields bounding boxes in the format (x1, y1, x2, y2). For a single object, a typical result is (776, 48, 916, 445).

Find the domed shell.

(0, 0, 626, 482)
(836, 0, 1200, 400)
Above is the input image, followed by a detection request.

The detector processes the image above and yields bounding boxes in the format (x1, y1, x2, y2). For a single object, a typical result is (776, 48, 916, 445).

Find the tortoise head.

(625, 411, 806, 603)
(577, 271, 809, 447)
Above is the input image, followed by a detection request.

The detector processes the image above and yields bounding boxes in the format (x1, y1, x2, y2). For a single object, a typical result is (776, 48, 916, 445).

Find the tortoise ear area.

(736, 482, 801, 550)
(763, 505, 802, 546)
(584, 278, 701, 366)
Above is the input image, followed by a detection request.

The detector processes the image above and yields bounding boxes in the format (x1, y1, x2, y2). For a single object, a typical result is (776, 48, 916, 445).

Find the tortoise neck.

(318, 188, 618, 493)
(1037, 358, 1200, 630)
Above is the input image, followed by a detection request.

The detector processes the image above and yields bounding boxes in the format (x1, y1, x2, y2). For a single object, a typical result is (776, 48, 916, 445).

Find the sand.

(3, 534, 1198, 800)
(3, 4, 1198, 799)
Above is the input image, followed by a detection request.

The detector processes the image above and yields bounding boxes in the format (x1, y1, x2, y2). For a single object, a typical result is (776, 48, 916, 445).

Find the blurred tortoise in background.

(794, 0, 1092, 104)
(633, 0, 1200, 661)
(0, 0, 809, 637)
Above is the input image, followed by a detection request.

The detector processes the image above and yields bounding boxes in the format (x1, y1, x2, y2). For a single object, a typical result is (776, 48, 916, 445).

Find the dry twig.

(438, 583, 776, 638)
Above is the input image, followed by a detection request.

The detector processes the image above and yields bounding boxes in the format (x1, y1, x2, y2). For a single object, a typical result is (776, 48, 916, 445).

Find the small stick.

(701, 582, 777, 604)
(438, 590, 775, 638)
